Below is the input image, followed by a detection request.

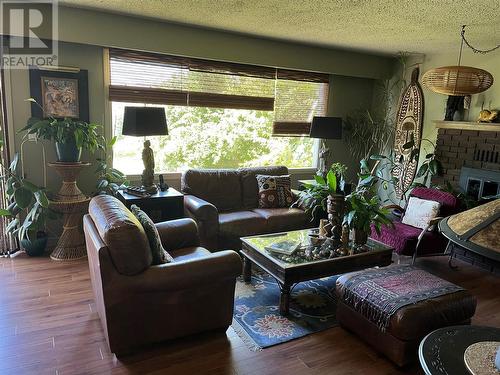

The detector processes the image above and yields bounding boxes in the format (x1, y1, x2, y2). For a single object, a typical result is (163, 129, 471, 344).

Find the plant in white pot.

(21, 99, 105, 162)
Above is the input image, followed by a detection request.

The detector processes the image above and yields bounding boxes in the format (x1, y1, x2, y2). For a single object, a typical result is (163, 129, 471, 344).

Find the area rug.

(232, 271, 338, 350)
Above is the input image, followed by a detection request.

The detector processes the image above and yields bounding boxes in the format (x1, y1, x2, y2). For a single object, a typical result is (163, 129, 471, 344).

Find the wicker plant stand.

(48, 162, 91, 261)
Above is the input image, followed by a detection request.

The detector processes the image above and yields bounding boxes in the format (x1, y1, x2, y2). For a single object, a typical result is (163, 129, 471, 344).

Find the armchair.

(370, 187, 461, 264)
(83, 195, 242, 356)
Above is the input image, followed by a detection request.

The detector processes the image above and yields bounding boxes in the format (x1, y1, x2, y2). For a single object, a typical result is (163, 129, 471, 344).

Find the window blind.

(272, 70, 329, 137)
(109, 48, 275, 111)
(108, 48, 330, 134)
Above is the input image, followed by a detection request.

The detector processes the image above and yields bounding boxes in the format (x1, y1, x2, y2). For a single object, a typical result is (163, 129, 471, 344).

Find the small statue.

(478, 109, 499, 123)
(477, 101, 499, 123)
(318, 219, 332, 238)
(141, 140, 156, 192)
(335, 225, 350, 256)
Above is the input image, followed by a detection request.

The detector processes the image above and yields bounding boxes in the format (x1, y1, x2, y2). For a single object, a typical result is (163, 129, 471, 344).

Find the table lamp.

(122, 106, 168, 194)
(309, 116, 342, 176)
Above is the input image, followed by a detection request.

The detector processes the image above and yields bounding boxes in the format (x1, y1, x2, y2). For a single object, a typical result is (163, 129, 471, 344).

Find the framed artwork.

(29, 68, 89, 122)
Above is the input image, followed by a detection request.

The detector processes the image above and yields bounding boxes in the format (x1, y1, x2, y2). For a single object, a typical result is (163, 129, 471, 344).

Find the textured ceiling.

(60, 0, 500, 55)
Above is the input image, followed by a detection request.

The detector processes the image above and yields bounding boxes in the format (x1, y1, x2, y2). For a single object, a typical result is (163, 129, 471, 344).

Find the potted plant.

(294, 163, 348, 227)
(95, 136, 129, 196)
(370, 137, 443, 206)
(0, 154, 58, 256)
(20, 99, 105, 162)
(343, 159, 392, 246)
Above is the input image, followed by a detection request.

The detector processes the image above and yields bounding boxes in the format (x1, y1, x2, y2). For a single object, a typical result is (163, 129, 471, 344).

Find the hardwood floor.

(0, 253, 498, 375)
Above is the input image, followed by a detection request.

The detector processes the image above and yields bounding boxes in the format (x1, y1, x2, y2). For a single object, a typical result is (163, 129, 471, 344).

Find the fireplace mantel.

(434, 120, 500, 132)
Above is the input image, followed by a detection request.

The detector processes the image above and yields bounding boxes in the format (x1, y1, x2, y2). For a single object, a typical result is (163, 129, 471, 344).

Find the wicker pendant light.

(422, 26, 495, 96)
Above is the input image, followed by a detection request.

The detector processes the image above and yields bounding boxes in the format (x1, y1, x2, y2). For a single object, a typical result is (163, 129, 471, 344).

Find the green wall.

(327, 75, 376, 183)
(5, 42, 105, 193)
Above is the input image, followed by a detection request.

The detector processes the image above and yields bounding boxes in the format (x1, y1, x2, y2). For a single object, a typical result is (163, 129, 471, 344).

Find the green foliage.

(0, 153, 58, 242)
(330, 162, 347, 178)
(294, 164, 347, 221)
(111, 106, 314, 174)
(368, 137, 443, 204)
(95, 136, 129, 196)
(343, 161, 393, 235)
(410, 142, 443, 189)
(343, 192, 392, 235)
(21, 99, 105, 153)
(343, 53, 409, 162)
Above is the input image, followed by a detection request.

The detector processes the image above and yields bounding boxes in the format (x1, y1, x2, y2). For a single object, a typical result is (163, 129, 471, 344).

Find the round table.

(419, 325, 500, 375)
(48, 162, 91, 261)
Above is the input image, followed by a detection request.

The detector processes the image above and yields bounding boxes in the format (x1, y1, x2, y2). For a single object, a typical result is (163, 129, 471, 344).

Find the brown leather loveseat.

(83, 195, 242, 356)
(182, 166, 312, 251)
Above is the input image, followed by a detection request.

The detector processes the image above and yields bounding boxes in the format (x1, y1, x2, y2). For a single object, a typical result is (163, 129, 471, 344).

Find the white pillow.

(402, 197, 441, 229)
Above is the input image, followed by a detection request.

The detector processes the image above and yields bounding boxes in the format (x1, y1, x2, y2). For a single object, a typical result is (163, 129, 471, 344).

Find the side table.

(117, 187, 184, 223)
(419, 325, 500, 375)
(48, 162, 91, 261)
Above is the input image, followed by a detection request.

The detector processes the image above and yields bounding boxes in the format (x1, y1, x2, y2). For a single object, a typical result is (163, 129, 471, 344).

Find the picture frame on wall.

(29, 67, 89, 122)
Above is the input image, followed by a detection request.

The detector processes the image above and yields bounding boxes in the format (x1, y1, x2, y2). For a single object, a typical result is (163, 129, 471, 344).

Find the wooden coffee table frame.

(241, 233, 393, 315)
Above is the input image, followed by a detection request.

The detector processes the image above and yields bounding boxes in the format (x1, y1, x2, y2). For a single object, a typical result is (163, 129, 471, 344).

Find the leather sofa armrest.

(122, 250, 242, 292)
(155, 218, 200, 250)
(184, 195, 218, 222)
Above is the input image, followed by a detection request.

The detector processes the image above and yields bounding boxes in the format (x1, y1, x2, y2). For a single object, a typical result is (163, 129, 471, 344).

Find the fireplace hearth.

(433, 127, 500, 194)
(459, 167, 500, 201)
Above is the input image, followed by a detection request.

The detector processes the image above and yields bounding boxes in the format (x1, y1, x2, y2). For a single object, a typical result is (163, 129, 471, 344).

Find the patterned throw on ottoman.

(336, 265, 477, 366)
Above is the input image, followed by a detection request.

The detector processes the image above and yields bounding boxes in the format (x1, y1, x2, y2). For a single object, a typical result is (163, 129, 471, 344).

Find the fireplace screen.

(460, 167, 500, 201)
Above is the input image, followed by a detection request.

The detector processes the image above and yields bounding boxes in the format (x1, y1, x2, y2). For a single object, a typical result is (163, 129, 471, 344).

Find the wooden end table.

(117, 187, 184, 223)
(241, 230, 393, 315)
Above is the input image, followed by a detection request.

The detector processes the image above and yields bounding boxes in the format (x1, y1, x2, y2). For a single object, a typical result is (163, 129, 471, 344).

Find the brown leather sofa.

(83, 195, 242, 356)
(181, 166, 312, 251)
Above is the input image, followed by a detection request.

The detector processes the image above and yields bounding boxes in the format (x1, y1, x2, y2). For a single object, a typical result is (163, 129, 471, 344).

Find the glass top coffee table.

(241, 229, 393, 315)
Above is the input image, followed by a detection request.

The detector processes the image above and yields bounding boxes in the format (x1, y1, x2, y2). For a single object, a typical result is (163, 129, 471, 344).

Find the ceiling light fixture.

(422, 26, 498, 96)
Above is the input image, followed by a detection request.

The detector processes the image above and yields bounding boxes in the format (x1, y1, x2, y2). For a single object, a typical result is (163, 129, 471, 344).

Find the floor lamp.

(309, 116, 343, 177)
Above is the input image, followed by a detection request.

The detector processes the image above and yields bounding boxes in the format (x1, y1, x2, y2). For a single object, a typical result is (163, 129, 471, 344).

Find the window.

(109, 48, 328, 174)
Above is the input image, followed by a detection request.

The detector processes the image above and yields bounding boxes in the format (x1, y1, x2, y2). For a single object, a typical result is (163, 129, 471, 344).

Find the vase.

(21, 231, 48, 256)
(352, 228, 368, 246)
(55, 140, 82, 162)
(327, 193, 345, 242)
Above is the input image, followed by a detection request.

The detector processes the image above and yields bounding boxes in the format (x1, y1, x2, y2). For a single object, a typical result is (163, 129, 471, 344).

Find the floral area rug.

(232, 271, 338, 350)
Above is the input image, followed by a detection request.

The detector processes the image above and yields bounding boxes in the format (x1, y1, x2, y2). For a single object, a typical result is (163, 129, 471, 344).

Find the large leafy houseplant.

(343, 159, 392, 245)
(371, 137, 443, 206)
(295, 163, 347, 222)
(21, 99, 105, 162)
(0, 154, 58, 255)
(95, 136, 129, 196)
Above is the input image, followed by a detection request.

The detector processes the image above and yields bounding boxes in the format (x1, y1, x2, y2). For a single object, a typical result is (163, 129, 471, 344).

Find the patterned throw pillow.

(256, 174, 293, 208)
(401, 197, 441, 230)
(130, 205, 173, 264)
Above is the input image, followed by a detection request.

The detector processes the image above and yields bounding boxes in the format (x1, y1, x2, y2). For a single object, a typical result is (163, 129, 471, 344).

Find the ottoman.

(335, 265, 477, 366)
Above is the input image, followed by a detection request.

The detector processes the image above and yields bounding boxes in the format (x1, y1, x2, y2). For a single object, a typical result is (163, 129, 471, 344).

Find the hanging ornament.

(392, 67, 424, 198)
(422, 26, 496, 96)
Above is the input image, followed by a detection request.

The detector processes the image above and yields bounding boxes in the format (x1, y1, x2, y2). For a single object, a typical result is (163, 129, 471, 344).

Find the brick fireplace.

(432, 125, 500, 192)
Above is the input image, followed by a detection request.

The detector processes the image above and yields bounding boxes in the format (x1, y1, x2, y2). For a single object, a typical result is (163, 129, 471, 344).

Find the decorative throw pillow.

(130, 205, 173, 264)
(256, 174, 293, 208)
(402, 197, 441, 230)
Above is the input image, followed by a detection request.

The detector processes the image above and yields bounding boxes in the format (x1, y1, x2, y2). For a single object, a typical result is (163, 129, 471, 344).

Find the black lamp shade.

(122, 107, 168, 137)
(309, 116, 342, 139)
